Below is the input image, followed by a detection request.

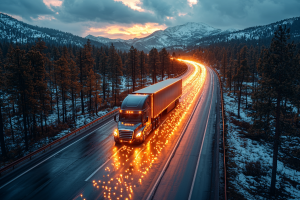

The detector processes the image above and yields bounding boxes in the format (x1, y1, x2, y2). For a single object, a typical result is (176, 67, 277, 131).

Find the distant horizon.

(1, 11, 299, 41)
(1, 0, 299, 40)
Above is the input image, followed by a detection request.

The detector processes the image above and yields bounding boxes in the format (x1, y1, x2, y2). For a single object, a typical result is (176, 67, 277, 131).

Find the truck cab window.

(119, 113, 142, 122)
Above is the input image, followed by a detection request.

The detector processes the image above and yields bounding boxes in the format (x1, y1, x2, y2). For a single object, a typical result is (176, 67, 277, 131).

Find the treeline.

(0, 39, 187, 160)
(193, 26, 300, 197)
(0, 13, 105, 48)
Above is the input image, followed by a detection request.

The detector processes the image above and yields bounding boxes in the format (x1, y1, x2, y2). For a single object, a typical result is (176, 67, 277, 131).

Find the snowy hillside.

(0, 13, 104, 47)
(86, 35, 132, 51)
(193, 17, 300, 46)
(1, 11, 299, 52)
(86, 22, 236, 52)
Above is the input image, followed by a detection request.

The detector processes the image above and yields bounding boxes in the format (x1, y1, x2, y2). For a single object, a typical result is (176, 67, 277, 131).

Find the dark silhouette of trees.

(139, 51, 147, 87)
(127, 46, 139, 92)
(108, 44, 123, 106)
(159, 48, 169, 80)
(255, 26, 296, 196)
(0, 39, 188, 161)
(149, 48, 160, 84)
(0, 48, 7, 158)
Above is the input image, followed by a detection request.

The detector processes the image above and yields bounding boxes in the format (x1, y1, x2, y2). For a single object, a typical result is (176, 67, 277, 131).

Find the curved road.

(0, 60, 220, 200)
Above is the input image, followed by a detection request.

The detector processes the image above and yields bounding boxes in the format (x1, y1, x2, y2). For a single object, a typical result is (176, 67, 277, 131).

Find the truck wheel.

(175, 99, 179, 107)
(142, 133, 146, 143)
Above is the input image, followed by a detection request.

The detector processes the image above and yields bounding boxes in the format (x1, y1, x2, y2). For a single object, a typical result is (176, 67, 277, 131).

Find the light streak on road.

(79, 60, 207, 200)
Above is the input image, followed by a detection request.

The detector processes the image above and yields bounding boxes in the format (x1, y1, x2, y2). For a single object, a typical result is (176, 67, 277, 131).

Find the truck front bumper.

(114, 136, 143, 144)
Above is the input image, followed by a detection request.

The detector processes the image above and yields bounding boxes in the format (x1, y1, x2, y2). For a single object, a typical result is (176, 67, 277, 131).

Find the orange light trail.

(79, 59, 207, 200)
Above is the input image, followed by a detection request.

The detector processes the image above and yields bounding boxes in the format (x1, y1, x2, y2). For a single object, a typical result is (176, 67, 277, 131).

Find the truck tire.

(175, 99, 179, 107)
(115, 139, 121, 145)
(142, 133, 146, 143)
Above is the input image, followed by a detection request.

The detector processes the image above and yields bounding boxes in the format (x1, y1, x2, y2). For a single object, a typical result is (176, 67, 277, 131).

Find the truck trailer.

(114, 78, 182, 144)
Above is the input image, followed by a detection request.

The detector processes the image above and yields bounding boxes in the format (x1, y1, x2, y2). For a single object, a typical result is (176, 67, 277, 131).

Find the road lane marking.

(85, 146, 125, 181)
(85, 117, 169, 182)
(0, 120, 115, 190)
(188, 68, 215, 200)
(146, 62, 207, 200)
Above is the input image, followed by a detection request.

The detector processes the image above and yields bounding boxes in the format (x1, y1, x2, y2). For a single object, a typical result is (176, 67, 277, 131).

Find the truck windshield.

(119, 113, 142, 122)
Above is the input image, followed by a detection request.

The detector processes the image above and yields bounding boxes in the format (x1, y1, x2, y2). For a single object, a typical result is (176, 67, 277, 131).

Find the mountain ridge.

(0, 12, 105, 48)
(1, 12, 300, 52)
(86, 22, 236, 51)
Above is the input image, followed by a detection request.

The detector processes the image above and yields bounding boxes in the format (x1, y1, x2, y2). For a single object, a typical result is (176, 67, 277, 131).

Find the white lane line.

(146, 64, 206, 200)
(0, 120, 115, 190)
(85, 146, 125, 181)
(85, 115, 170, 182)
(188, 68, 215, 200)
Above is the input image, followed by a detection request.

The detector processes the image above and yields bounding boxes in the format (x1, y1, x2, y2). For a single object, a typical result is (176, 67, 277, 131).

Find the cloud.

(54, 0, 158, 24)
(43, 0, 63, 11)
(1, 0, 300, 40)
(187, 0, 300, 29)
(0, 0, 53, 20)
(114, 0, 145, 12)
(140, 0, 300, 30)
(187, 0, 197, 8)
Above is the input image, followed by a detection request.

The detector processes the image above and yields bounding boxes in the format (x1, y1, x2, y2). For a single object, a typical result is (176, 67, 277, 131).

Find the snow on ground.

(0, 94, 115, 168)
(224, 91, 300, 199)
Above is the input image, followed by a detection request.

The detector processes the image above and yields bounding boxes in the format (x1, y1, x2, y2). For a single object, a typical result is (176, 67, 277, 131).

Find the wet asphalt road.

(0, 61, 220, 200)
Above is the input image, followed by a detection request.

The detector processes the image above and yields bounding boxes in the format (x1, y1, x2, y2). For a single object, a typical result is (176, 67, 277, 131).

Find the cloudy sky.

(0, 0, 300, 40)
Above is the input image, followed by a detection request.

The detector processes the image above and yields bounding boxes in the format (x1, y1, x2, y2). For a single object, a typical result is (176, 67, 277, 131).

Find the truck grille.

(119, 130, 133, 140)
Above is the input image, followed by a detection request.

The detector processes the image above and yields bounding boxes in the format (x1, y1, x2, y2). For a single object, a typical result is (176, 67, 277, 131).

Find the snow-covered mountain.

(1, 12, 299, 52)
(0, 13, 105, 48)
(86, 22, 237, 51)
(192, 17, 300, 47)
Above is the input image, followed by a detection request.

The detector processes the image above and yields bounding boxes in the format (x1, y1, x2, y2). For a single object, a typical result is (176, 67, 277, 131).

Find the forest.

(191, 26, 300, 198)
(0, 39, 187, 165)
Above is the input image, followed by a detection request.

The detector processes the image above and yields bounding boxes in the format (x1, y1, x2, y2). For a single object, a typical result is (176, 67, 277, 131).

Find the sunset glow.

(86, 23, 167, 40)
(188, 0, 197, 7)
(179, 12, 187, 16)
(43, 0, 62, 8)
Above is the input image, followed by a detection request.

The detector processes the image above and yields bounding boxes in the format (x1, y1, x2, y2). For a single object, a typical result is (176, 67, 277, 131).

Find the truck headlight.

(114, 129, 119, 137)
(136, 132, 142, 138)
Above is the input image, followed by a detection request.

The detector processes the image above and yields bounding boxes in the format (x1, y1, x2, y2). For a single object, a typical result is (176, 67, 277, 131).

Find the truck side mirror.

(114, 115, 119, 122)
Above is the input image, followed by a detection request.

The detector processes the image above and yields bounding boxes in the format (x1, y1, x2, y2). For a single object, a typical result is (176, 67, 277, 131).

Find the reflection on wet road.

(77, 60, 207, 200)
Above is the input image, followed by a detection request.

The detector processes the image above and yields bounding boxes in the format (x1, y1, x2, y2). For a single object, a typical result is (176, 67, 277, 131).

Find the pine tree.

(266, 26, 296, 196)
(171, 52, 176, 77)
(26, 45, 50, 137)
(80, 40, 95, 111)
(251, 26, 296, 196)
(0, 48, 7, 158)
(49, 46, 60, 112)
(69, 58, 80, 121)
(159, 48, 169, 80)
(233, 46, 249, 117)
(221, 48, 227, 82)
(127, 46, 139, 91)
(6, 46, 34, 151)
(99, 49, 108, 100)
(94, 50, 102, 115)
(226, 57, 233, 91)
(139, 51, 147, 88)
(55, 53, 71, 123)
(108, 44, 123, 106)
(85, 68, 96, 112)
(149, 48, 160, 84)
(76, 49, 85, 114)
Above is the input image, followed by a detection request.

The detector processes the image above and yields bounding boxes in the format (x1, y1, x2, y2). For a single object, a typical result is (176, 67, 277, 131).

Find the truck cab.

(114, 94, 152, 144)
(113, 78, 182, 144)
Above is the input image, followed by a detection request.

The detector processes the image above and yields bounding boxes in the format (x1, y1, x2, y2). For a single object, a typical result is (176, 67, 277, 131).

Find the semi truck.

(113, 78, 182, 144)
